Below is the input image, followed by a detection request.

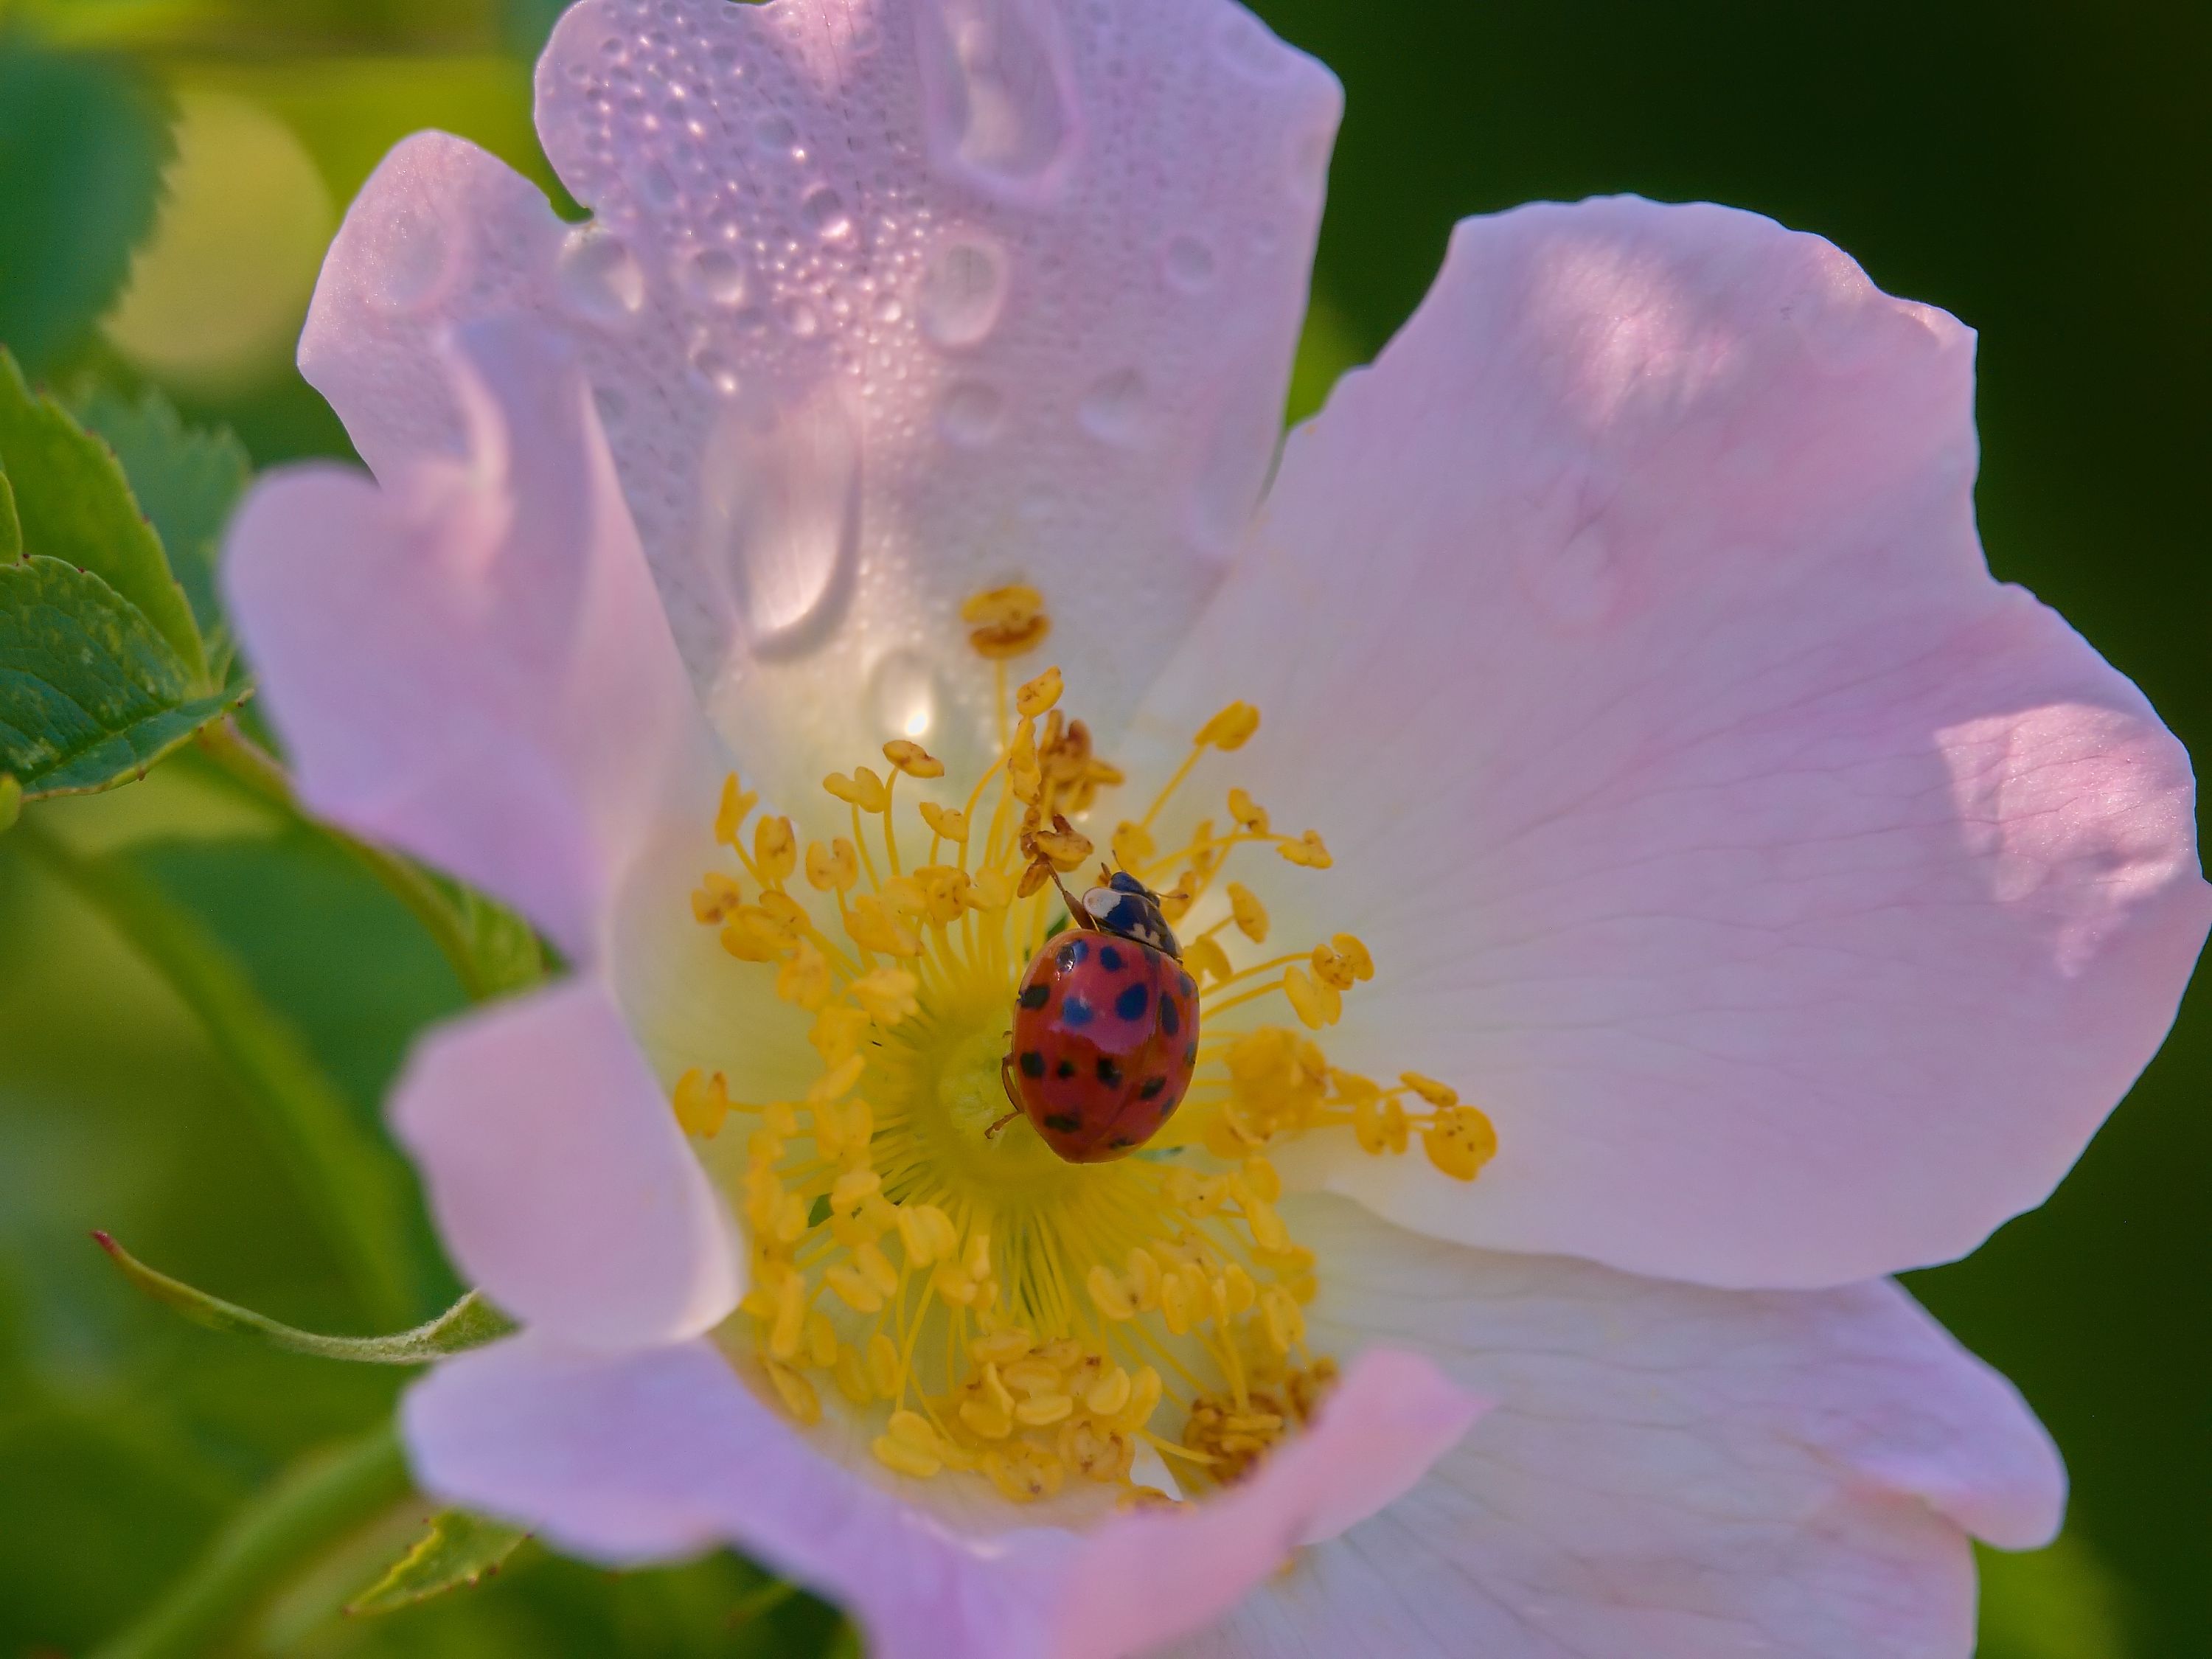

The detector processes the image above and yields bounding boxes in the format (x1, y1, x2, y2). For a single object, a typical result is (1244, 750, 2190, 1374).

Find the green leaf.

(0, 773, 19, 834)
(0, 42, 174, 375)
(453, 882, 548, 998)
(0, 349, 206, 677)
(0, 466, 18, 561)
(72, 386, 251, 648)
(347, 1511, 529, 1615)
(18, 818, 425, 1327)
(94, 1234, 513, 1364)
(0, 555, 243, 799)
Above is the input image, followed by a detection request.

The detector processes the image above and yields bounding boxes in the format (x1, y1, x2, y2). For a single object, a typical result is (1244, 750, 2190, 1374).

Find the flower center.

(671, 586, 1498, 1509)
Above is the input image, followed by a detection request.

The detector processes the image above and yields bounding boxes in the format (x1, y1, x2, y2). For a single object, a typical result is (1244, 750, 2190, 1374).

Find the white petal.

(1180, 1194, 2064, 1658)
(295, 0, 1342, 810)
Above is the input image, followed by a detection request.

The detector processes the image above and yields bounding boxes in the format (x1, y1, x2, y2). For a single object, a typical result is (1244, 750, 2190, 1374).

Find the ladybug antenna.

(1051, 866, 1098, 928)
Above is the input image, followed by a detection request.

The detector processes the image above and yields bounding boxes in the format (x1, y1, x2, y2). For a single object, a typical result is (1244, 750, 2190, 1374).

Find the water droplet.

(780, 299, 821, 339)
(869, 650, 942, 742)
(917, 234, 1009, 349)
(1164, 235, 1217, 293)
(682, 246, 748, 307)
(636, 159, 681, 206)
(873, 293, 905, 324)
(1186, 375, 1274, 553)
(557, 226, 647, 324)
(916, 0, 1075, 196)
(801, 185, 854, 242)
(1079, 369, 1147, 445)
(688, 337, 741, 396)
(937, 380, 1005, 448)
(754, 111, 799, 152)
(372, 206, 450, 316)
(697, 392, 861, 653)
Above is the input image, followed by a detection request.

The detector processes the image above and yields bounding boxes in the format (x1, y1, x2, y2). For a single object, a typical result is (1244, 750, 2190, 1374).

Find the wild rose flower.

(224, 0, 2210, 1653)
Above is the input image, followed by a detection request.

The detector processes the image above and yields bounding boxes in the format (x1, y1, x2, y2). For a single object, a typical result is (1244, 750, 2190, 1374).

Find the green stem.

(190, 720, 499, 1001)
(91, 1421, 411, 1659)
(15, 815, 421, 1327)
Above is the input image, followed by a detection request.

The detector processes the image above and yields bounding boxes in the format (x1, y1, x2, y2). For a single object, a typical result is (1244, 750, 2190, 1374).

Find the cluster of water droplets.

(347, 0, 1340, 786)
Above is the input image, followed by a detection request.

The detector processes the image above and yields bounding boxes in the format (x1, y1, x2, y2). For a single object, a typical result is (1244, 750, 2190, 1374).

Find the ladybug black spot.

(1096, 1057, 1123, 1086)
(1185, 1045, 1198, 1066)
(1044, 1113, 1082, 1134)
(1107, 1136, 1134, 1150)
(1057, 938, 1089, 971)
(1178, 971, 1197, 999)
(1114, 982, 1149, 1021)
(1138, 1076, 1166, 1100)
(1018, 983, 1051, 1010)
(1157, 996, 1180, 1037)
(1098, 945, 1124, 973)
(1019, 1050, 1046, 1078)
(1056, 1059, 1077, 1079)
(1062, 995, 1094, 1027)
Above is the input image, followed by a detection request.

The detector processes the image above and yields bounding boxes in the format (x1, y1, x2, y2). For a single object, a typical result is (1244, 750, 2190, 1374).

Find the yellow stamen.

(674, 592, 1491, 1511)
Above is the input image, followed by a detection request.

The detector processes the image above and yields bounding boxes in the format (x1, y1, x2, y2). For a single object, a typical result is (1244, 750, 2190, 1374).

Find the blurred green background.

(0, 0, 2205, 1654)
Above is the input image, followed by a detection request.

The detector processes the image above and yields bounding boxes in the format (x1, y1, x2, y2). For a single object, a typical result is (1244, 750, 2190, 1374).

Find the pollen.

(675, 585, 1494, 1514)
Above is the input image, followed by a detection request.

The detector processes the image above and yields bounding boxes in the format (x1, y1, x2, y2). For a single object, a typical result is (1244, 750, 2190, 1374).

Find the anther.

(883, 739, 945, 778)
(963, 584, 1052, 659)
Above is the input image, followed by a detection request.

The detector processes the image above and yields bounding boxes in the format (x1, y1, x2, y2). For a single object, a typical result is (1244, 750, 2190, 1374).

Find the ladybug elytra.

(999, 871, 1200, 1164)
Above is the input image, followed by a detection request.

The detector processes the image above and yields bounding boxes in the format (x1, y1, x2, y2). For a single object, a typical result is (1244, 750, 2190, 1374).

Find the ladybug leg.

(987, 1054, 1023, 1140)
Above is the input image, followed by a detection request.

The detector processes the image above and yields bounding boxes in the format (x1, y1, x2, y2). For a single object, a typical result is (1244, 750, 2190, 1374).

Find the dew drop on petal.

(754, 111, 799, 153)
(801, 185, 855, 243)
(635, 159, 681, 207)
(937, 380, 1005, 448)
(683, 246, 749, 307)
(1164, 235, 1217, 293)
(917, 234, 1008, 349)
(917, 0, 1075, 195)
(688, 337, 741, 397)
(1079, 369, 1147, 446)
(697, 393, 860, 651)
(557, 226, 647, 324)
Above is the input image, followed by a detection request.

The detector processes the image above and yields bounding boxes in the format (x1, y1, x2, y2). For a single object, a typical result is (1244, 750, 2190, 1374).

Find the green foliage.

(349, 1512, 530, 1615)
(72, 384, 252, 652)
(0, 349, 204, 672)
(451, 881, 549, 999)
(0, 41, 175, 375)
(0, 555, 244, 795)
(98, 1235, 512, 1365)
(0, 349, 257, 801)
(21, 819, 428, 1328)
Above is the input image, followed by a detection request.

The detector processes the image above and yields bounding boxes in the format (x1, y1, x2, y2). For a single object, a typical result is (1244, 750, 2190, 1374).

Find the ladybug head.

(1080, 870, 1181, 959)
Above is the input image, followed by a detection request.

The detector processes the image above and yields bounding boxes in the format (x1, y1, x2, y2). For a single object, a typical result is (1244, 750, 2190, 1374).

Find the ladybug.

(998, 871, 1200, 1164)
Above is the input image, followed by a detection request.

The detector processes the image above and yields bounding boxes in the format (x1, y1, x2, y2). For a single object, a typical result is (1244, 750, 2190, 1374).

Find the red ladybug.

(1000, 872, 1200, 1164)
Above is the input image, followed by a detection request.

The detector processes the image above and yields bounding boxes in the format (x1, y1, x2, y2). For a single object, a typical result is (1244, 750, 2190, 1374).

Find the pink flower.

(225, 0, 2209, 1653)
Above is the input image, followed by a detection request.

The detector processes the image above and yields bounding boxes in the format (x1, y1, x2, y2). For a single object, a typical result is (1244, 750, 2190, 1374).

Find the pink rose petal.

(226, 317, 716, 962)
(296, 0, 1342, 810)
(1183, 1195, 2062, 1658)
(403, 1335, 1475, 1659)
(1133, 195, 2211, 1290)
(391, 980, 742, 1349)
